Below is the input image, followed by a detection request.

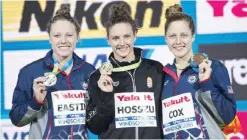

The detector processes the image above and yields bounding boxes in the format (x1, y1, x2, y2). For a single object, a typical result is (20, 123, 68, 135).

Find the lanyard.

(51, 56, 73, 75)
(111, 57, 142, 72)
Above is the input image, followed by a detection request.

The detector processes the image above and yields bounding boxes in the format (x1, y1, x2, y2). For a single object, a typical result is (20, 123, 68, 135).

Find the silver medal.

(100, 62, 113, 75)
(44, 73, 57, 87)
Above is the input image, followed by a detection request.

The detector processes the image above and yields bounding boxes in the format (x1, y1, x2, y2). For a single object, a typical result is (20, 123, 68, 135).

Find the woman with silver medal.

(86, 2, 164, 139)
(161, 4, 240, 139)
(9, 4, 95, 139)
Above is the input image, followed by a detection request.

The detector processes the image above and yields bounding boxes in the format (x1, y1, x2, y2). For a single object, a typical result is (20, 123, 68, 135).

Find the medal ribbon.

(112, 57, 142, 72)
(49, 56, 73, 75)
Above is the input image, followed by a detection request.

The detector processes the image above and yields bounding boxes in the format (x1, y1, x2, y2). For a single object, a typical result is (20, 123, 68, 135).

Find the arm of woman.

(86, 72, 115, 135)
(199, 61, 236, 125)
(9, 69, 45, 127)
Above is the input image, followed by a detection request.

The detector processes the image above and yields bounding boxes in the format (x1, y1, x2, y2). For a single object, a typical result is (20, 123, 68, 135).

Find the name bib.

(162, 93, 197, 135)
(114, 92, 157, 128)
(51, 90, 89, 126)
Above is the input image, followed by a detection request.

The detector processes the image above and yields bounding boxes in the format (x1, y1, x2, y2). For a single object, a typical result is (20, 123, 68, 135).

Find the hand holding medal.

(193, 53, 212, 81)
(34, 72, 57, 102)
(98, 62, 114, 92)
(33, 77, 47, 103)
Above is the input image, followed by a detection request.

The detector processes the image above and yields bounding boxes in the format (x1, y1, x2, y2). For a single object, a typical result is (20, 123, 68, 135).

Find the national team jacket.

(162, 58, 236, 139)
(9, 50, 95, 139)
(86, 48, 164, 139)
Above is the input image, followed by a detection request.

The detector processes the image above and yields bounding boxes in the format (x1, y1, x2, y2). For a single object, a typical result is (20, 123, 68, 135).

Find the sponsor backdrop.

(1, 0, 246, 139)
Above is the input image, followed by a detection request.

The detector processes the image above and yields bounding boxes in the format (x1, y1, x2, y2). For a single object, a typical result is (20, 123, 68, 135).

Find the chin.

(173, 51, 187, 58)
(119, 52, 130, 58)
(58, 51, 72, 58)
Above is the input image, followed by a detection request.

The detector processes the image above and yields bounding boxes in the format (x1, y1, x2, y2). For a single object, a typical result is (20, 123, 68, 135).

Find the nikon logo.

(19, 0, 174, 32)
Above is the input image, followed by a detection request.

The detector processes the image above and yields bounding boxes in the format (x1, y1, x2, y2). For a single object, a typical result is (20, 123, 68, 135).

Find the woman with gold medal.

(86, 2, 164, 139)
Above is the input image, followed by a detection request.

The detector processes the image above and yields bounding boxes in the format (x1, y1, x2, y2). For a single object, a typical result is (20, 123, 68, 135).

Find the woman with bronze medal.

(86, 2, 164, 139)
(161, 4, 241, 139)
(9, 4, 95, 139)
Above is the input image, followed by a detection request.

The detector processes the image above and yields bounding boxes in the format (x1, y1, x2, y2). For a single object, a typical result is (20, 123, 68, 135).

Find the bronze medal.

(193, 53, 208, 65)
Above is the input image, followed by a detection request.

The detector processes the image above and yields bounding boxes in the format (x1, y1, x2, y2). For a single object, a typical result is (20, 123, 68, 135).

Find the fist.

(33, 77, 47, 102)
(97, 74, 113, 92)
(198, 59, 212, 82)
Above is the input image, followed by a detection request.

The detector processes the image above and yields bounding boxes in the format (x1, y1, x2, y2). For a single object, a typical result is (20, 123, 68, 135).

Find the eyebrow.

(111, 35, 119, 37)
(168, 32, 189, 34)
(51, 32, 74, 34)
(112, 33, 132, 36)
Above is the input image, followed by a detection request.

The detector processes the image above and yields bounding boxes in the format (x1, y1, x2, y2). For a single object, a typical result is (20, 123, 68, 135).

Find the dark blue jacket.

(162, 59, 236, 139)
(9, 50, 95, 139)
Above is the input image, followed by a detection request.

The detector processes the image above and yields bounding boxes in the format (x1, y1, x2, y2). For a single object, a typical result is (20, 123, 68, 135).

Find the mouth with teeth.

(58, 45, 71, 50)
(173, 45, 185, 51)
(116, 46, 129, 51)
(59, 45, 70, 48)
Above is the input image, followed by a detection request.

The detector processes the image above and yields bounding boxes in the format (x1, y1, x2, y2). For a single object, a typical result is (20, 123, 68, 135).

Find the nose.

(119, 38, 125, 46)
(175, 36, 181, 44)
(60, 36, 67, 44)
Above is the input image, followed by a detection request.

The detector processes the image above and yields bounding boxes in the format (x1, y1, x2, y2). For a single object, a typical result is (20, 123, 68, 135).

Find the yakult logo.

(54, 92, 88, 99)
(163, 96, 190, 108)
(196, 0, 247, 34)
(63, 92, 88, 99)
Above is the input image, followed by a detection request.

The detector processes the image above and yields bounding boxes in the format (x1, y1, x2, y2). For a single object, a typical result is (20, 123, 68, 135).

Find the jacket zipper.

(175, 72, 205, 139)
(46, 64, 77, 139)
(126, 70, 137, 92)
(126, 69, 138, 139)
(110, 58, 139, 139)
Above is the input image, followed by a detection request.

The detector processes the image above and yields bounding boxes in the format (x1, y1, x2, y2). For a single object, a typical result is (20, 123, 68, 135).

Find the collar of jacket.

(163, 59, 195, 83)
(108, 47, 142, 68)
(166, 58, 195, 73)
(43, 49, 85, 71)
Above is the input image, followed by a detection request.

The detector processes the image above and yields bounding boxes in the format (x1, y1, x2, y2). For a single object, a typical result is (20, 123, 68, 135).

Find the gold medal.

(100, 62, 113, 75)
